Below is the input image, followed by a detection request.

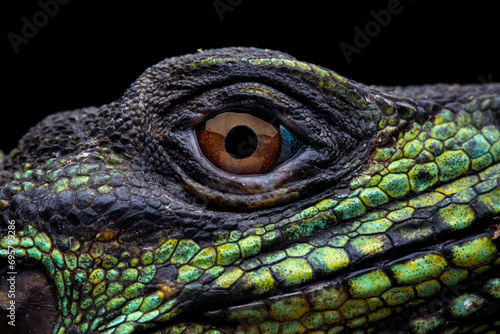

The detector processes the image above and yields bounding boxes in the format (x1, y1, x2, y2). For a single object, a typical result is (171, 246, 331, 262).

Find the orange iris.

(197, 112, 281, 174)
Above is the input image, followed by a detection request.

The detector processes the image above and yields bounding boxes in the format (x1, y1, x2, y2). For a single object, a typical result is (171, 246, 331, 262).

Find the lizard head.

(1, 47, 499, 333)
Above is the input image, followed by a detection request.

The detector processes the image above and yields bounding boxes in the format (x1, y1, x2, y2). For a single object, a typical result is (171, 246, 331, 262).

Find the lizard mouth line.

(139, 165, 500, 333)
(196, 224, 498, 323)
(148, 193, 499, 333)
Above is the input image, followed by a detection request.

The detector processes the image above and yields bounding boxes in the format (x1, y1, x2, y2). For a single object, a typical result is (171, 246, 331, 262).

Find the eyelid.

(150, 82, 342, 208)
(189, 125, 319, 194)
(205, 112, 278, 137)
(180, 83, 301, 123)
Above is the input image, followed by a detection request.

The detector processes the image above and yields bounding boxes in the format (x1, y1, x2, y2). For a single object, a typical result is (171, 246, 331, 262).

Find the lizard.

(0, 47, 499, 334)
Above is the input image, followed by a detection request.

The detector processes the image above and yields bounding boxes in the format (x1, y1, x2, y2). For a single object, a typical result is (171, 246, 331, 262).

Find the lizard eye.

(196, 110, 304, 174)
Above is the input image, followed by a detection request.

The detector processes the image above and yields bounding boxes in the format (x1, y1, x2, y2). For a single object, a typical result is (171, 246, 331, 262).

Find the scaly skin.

(1, 48, 499, 334)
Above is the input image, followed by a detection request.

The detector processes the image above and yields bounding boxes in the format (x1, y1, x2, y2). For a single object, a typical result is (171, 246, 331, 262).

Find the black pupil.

(225, 125, 258, 159)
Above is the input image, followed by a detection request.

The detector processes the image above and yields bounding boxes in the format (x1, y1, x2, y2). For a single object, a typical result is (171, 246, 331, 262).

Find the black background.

(3, 1, 498, 153)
